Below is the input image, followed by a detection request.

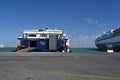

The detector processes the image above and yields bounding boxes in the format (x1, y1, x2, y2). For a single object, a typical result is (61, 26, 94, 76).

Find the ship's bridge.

(18, 28, 67, 39)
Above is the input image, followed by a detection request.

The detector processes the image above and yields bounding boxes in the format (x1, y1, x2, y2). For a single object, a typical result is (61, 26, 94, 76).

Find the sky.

(0, 0, 120, 47)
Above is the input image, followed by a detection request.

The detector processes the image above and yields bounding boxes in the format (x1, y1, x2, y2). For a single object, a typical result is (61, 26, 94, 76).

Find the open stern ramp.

(16, 47, 36, 53)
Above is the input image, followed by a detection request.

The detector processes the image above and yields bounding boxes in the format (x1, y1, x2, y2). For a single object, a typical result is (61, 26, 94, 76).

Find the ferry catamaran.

(16, 27, 71, 52)
(95, 27, 120, 51)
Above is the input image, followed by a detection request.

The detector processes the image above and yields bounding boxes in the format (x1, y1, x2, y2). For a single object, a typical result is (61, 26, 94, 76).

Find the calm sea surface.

(0, 47, 17, 52)
(0, 47, 104, 53)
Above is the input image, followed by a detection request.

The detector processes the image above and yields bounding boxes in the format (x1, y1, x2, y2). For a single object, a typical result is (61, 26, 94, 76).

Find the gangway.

(16, 47, 36, 53)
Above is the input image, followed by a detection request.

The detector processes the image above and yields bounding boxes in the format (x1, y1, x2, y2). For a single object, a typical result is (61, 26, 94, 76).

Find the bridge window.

(29, 34, 36, 37)
(41, 34, 47, 37)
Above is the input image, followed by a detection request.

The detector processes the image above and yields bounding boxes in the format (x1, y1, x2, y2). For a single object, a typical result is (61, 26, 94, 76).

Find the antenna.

(44, 26, 48, 30)
(19, 27, 24, 33)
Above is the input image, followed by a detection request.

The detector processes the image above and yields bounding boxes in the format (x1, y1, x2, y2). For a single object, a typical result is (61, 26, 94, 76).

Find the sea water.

(0, 47, 103, 53)
(0, 47, 17, 52)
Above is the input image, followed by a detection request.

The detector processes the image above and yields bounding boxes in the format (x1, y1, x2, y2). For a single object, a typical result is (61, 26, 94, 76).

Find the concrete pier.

(0, 52, 120, 80)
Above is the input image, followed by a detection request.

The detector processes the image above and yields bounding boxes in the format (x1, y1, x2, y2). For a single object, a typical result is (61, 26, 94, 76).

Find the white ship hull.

(95, 28, 120, 51)
(95, 35, 120, 51)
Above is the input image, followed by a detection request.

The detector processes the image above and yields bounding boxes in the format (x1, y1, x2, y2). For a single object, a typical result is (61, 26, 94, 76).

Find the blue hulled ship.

(16, 27, 71, 52)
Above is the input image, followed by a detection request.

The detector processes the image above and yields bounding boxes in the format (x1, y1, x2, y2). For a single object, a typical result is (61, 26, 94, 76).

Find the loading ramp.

(16, 47, 36, 53)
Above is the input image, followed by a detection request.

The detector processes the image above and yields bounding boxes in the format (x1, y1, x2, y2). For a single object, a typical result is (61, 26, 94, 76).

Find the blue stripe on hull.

(36, 39, 49, 51)
(21, 39, 29, 48)
(20, 39, 65, 52)
(96, 42, 120, 51)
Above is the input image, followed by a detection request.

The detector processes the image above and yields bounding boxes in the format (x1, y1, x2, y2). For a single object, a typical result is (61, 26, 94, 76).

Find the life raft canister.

(18, 45, 25, 49)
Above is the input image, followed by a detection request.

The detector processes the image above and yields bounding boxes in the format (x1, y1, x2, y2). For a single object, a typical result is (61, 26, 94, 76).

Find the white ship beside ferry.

(95, 27, 120, 51)
(16, 27, 71, 52)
